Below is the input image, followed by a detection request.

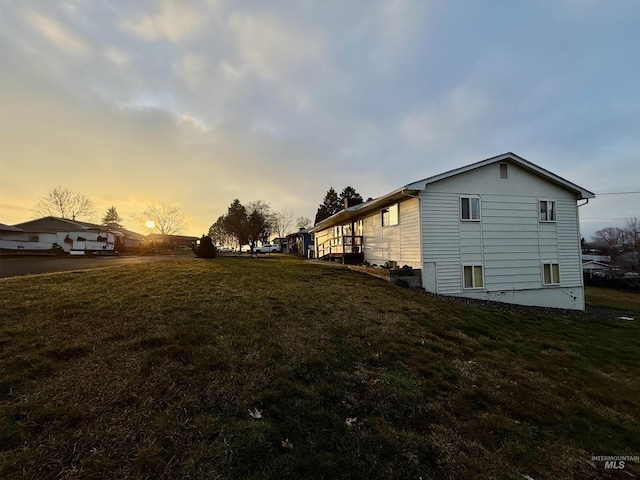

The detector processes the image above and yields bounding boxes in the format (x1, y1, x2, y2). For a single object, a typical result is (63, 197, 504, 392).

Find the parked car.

(218, 247, 234, 253)
(254, 244, 280, 253)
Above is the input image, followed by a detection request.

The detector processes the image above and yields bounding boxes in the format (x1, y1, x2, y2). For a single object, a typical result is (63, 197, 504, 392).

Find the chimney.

(344, 197, 363, 209)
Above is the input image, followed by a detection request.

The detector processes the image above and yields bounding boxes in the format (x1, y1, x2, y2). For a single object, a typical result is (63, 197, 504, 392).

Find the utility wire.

(595, 191, 640, 196)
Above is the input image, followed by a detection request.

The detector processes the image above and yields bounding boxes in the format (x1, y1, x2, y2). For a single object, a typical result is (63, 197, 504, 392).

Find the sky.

(1, 0, 639, 240)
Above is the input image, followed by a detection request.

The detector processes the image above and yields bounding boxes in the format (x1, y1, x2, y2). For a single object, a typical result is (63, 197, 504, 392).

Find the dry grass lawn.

(0, 255, 638, 479)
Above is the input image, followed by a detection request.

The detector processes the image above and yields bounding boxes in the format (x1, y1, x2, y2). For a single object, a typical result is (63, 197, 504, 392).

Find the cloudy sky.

(1, 0, 639, 239)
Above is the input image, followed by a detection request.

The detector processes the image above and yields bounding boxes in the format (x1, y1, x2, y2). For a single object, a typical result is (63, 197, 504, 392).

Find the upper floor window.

(460, 196, 481, 221)
(500, 163, 508, 179)
(539, 200, 556, 222)
(381, 203, 399, 226)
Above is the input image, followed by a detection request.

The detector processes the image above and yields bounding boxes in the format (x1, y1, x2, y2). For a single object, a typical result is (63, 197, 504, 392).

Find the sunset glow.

(0, 2, 638, 238)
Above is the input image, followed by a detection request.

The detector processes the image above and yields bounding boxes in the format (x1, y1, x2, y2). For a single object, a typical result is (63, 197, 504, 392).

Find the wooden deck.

(317, 235, 364, 265)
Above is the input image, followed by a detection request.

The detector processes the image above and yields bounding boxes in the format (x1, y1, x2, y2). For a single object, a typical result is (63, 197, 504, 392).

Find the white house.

(0, 217, 122, 255)
(310, 153, 595, 310)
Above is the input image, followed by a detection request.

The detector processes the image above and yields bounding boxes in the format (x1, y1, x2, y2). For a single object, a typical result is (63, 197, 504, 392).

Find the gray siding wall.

(362, 197, 421, 267)
(556, 199, 583, 286)
(421, 192, 461, 293)
(420, 162, 583, 298)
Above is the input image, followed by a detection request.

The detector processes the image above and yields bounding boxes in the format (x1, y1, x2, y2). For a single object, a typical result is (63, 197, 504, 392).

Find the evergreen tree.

(102, 206, 123, 225)
(209, 216, 234, 247)
(339, 186, 362, 205)
(223, 199, 250, 248)
(314, 186, 363, 224)
(217, 199, 274, 252)
(314, 187, 341, 224)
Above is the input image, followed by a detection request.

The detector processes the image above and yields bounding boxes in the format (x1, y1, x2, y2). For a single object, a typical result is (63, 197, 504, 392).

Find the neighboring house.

(104, 223, 145, 253)
(272, 237, 288, 251)
(582, 259, 613, 277)
(285, 228, 314, 257)
(144, 233, 199, 250)
(310, 152, 595, 310)
(1, 217, 121, 255)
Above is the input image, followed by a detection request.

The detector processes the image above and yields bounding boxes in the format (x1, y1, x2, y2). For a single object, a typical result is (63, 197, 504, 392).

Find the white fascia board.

(309, 186, 421, 233)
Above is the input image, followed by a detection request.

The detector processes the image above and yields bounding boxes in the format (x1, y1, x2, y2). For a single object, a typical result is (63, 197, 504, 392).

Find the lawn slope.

(1, 256, 638, 479)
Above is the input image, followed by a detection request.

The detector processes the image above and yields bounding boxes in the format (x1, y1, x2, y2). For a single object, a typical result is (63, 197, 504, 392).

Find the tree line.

(590, 217, 640, 256)
(208, 200, 311, 251)
(314, 186, 364, 224)
(589, 217, 640, 285)
(32, 184, 366, 246)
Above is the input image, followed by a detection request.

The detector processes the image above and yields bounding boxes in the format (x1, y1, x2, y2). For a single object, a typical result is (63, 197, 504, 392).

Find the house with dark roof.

(310, 153, 594, 310)
(1, 216, 122, 255)
(285, 228, 314, 257)
(104, 223, 145, 252)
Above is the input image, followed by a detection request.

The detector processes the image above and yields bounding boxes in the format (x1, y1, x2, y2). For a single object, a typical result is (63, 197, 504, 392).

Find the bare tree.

(623, 216, 640, 286)
(592, 227, 625, 258)
(140, 202, 186, 236)
(36, 186, 95, 221)
(246, 200, 275, 245)
(625, 216, 640, 254)
(272, 209, 295, 238)
(592, 218, 640, 287)
(296, 216, 312, 229)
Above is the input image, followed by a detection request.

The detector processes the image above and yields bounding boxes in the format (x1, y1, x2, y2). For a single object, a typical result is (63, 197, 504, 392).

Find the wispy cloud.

(27, 10, 90, 56)
(119, 0, 206, 43)
(1, 1, 639, 238)
(104, 46, 131, 68)
(228, 11, 325, 81)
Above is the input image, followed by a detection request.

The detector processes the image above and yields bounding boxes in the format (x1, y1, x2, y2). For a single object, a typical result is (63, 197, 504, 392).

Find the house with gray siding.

(310, 153, 594, 310)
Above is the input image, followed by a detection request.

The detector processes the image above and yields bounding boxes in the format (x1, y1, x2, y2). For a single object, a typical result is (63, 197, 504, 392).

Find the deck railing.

(317, 235, 363, 259)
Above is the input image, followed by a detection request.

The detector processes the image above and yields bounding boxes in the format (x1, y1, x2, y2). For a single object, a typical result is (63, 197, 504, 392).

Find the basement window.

(463, 265, 484, 289)
(381, 203, 399, 227)
(542, 263, 560, 285)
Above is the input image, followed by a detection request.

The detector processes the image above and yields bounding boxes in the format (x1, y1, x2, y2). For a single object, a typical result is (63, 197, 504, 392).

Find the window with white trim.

(542, 263, 560, 285)
(463, 265, 484, 289)
(539, 200, 556, 222)
(381, 203, 399, 226)
(460, 196, 481, 221)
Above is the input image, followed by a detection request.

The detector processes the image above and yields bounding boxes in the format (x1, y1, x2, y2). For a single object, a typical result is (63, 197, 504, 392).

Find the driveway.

(0, 255, 178, 278)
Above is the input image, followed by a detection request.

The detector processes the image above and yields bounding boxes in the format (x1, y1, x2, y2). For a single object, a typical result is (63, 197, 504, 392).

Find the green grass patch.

(0, 256, 638, 479)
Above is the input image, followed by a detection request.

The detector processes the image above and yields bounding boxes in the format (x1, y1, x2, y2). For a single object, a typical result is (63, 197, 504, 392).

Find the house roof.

(582, 260, 611, 270)
(0, 223, 24, 232)
(310, 152, 595, 233)
(105, 223, 145, 240)
(14, 216, 110, 232)
(286, 228, 312, 239)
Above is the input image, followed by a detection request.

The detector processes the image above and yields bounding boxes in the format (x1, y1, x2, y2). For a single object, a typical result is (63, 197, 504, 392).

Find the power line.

(582, 217, 638, 220)
(595, 191, 640, 196)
